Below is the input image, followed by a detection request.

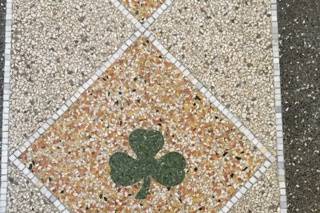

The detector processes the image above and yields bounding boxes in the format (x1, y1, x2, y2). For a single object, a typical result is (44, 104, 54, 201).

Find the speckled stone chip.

(20, 38, 265, 212)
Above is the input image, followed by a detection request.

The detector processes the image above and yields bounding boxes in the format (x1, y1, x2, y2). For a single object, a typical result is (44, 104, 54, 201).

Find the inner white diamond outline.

(8, 0, 276, 212)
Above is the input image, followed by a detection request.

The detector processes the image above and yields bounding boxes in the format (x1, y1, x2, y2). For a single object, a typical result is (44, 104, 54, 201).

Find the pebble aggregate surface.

(3, 0, 286, 212)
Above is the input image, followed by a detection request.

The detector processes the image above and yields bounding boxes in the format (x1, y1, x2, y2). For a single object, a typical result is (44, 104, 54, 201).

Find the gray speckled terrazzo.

(0, 0, 7, 166)
(279, 0, 320, 212)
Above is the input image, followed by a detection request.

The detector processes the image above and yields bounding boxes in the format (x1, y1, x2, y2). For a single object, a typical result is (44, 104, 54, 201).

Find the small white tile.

(244, 181, 252, 189)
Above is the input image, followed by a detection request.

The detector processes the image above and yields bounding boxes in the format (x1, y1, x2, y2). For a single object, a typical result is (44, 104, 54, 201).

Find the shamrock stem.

(136, 176, 151, 199)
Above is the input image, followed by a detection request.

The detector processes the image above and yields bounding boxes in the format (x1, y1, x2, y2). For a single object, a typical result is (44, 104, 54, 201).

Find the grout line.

(0, 0, 13, 211)
(144, 30, 275, 164)
(271, 0, 287, 212)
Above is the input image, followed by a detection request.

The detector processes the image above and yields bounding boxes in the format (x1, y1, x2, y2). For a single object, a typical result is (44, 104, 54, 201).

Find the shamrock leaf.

(109, 129, 186, 199)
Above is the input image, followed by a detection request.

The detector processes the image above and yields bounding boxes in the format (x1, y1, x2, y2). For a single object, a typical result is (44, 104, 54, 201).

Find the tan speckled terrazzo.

(121, 0, 165, 21)
(20, 38, 264, 212)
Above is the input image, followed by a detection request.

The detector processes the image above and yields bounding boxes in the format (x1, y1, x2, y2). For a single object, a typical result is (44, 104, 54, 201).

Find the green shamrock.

(109, 129, 186, 199)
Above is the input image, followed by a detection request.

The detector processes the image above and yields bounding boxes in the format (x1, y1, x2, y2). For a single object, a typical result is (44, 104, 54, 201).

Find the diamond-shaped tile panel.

(20, 38, 264, 212)
(121, 0, 165, 21)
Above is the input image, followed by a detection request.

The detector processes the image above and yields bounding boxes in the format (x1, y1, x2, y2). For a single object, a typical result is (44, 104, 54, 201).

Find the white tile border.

(271, 0, 287, 212)
(0, 0, 13, 212)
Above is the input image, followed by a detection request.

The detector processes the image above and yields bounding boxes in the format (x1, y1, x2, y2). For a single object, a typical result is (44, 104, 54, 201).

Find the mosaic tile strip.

(0, 0, 5, 146)
(271, 0, 287, 212)
(0, 0, 12, 211)
(17, 37, 264, 212)
(121, 0, 165, 21)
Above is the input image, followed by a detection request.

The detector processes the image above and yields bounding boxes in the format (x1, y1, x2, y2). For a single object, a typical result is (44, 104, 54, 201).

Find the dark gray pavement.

(278, 0, 320, 212)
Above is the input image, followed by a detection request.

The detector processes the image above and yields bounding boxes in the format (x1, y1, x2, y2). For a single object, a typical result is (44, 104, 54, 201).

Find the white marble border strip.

(271, 0, 287, 212)
(0, 0, 13, 211)
(219, 160, 273, 213)
(144, 30, 275, 163)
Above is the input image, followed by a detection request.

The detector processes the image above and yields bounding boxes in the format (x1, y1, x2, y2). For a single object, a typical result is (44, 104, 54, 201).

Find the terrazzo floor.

(1, 0, 312, 212)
